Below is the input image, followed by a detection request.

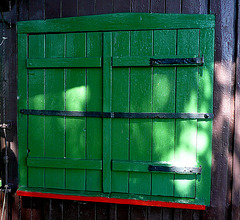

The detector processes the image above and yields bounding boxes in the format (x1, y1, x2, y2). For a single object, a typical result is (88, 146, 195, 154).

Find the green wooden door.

(27, 32, 103, 191)
(18, 13, 215, 207)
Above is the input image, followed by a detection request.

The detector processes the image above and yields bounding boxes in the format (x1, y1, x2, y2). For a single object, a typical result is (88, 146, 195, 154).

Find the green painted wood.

(103, 32, 112, 193)
(86, 32, 103, 192)
(112, 55, 200, 67)
(152, 30, 176, 197)
(18, 34, 28, 187)
(45, 34, 65, 189)
(196, 28, 214, 206)
(174, 29, 199, 198)
(27, 57, 102, 68)
(17, 13, 215, 34)
(28, 34, 45, 188)
(111, 31, 130, 193)
(27, 158, 102, 169)
(65, 33, 86, 191)
(129, 30, 152, 195)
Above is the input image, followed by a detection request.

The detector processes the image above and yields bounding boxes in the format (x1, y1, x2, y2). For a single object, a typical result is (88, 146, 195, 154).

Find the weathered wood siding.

(0, 0, 239, 219)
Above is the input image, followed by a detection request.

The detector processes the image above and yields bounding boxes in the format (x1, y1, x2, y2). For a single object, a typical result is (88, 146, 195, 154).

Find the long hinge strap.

(20, 109, 214, 119)
(150, 57, 204, 66)
(148, 165, 202, 174)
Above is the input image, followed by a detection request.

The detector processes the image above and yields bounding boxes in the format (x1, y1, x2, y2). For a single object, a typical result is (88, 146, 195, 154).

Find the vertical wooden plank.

(114, 0, 131, 12)
(65, 33, 86, 190)
(51, 199, 63, 220)
(45, 34, 65, 189)
(233, 2, 240, 219)
(103, 32, 112, 193)
(62, 0, 78, 17)
(152, 30, 176, 196)
(17, 0, 29, 21)
(162, 208, 174, 220)
(197, 28, 214, 206)
(109, 204, 117, 220)
(79, 202, 96, 220)
(111, 31, 130, 193)
(209, 1, 236, 219)
(96, 203, 110, 220)
(86, 32, 103, 191)
(182, 209, 193, 220)
(18, 34, 28, 187)
(28, 34, 45, 188)
(95, 0, 113, 14)
(78, 0, 95, 16)
(130, 206, 147, 220)
(45, 0, 61, 19)
(166, 0, 181, 13)
(147, 206, 162, 219)
(151, 0, 165, 13)
(174, 29, 199, 198)
(129, 30, 152, 195)
(29, 0, 45, 20)
(182, 0, 208, 14)
(131, 0, 150, 12)
(117, 205, 129, 219)
(63, 200, 79, 220)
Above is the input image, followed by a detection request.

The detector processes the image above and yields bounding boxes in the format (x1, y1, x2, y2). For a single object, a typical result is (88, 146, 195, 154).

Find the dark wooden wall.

(0, 0, 239, 219)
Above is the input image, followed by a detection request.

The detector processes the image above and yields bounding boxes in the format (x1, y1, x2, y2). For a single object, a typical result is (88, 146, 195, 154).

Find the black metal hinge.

(150, 57, 204, 66)
(148, 165, 202, 175)
(20, 109, 214, 119)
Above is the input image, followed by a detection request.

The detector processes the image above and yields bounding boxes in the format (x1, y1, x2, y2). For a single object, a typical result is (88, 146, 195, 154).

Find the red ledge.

(17, 190, 205, 210)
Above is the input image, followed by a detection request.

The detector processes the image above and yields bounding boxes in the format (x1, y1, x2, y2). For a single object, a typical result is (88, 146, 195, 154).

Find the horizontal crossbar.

(20, 109, 214, 119)
(27, 158, 102, 170)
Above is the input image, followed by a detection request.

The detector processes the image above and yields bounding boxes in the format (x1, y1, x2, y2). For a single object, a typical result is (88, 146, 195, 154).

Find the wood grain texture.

(45, 0, 61, 19)
(78, 0, 95, 16)
(208, 0, 236, 219)
(117, 205, 129, 219)
(63, 200, 79, 220)
(62, 0, 78, 17)
(151, 0, 165, 13)
(232, 2, 240, 219)
(130, 206, 147, 220)
(166, 0, 181, 13)
(182, 0, 208, 14)
(131, 0, 150, 12)
(79, 202, 96, 220)
(114, 0, 131, 12)
(17, 0, 29, 21)
(95, 0, 113, 14)
(50, 199, 63, 220)
(29, 0, 45, 20)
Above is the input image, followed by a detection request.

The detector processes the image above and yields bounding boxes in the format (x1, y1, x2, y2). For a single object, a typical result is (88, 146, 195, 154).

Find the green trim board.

(27, 57, 102, 68)
(17, 13, 214, 207)
(17, 13, 215, 34)
(27, 158, 102, 170)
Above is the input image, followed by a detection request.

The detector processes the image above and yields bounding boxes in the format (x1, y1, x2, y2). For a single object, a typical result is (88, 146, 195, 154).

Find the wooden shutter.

(17, 13, 215, 209)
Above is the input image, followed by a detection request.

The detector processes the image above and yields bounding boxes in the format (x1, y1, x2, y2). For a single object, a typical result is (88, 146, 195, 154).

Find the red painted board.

(17, 190, 205, 210)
